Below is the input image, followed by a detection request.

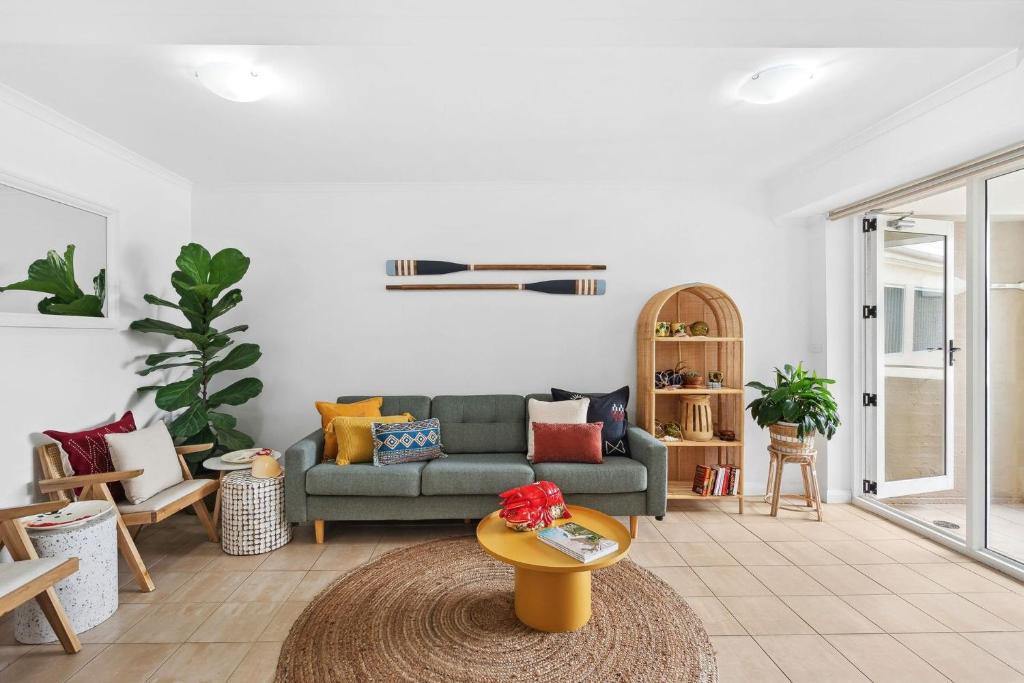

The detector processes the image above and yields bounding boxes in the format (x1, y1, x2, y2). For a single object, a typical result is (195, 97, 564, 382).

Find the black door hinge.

(863, 305, 877, 319)
(863, 480, 878, 495)
(862, 217, 878, 232)
(862, 393, 877, 407)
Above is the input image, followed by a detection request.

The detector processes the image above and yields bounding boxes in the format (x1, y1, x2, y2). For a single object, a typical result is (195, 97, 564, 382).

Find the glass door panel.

(986, 167, 1024, 563)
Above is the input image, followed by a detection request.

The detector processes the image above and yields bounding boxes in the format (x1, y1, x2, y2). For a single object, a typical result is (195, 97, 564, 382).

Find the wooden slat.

(38, 469, 143, 493)
(174, 443, 214, 456)
(0, 501, 67, 520)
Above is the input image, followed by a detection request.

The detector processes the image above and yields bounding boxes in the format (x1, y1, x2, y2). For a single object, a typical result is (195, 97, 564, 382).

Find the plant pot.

(768, 422, 816, 455)
(682, 395, 714, 442)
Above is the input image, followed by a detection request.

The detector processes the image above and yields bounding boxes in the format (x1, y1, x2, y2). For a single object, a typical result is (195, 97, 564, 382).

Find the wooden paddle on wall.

(387, 260, 606, 276)
(386, 280, 606, 295)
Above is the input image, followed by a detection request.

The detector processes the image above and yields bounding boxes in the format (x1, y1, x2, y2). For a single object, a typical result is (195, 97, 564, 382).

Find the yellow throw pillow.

(316, 398, 383, 459)
(332, 414, 414, 465)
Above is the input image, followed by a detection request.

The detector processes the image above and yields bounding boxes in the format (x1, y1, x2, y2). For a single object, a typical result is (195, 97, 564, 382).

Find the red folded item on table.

(498, 480, 571, 531)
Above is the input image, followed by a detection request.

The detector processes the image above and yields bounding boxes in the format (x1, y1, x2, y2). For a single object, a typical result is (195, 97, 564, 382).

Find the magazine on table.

(537, 522, 619, 564)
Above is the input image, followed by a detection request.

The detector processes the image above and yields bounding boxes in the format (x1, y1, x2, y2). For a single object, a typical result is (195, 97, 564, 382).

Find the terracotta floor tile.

(287, 570, 341, 602)
(189, 602, 283, 643)
(720, 542, 790, 566)
(963, 632, 1024, 674)
(149, 642, 251, 683)
(737, 521, 806, 542)
(745, 565, 830, 595)
(117, 602, 218, 643)
(257, 601, 308, 641)
(693, 566, 771, 596)
(648, 566, 713, 596)
(828, 520, 904, 540)
(781, 595, 881, 634)
(696, 522, 760, 543)
(686, 598, 747, 635)
(853, 563, 948, 594)
(909, 562, 1012, 593)
(117, 571, 194, 604)
(652, 522, 711, 543)
(257, 543, 326, 571)
(0, 642, 106, 682)
(719, 596, 814, 635)
(228, 571, 306, 602)
(627, 542, 684, 567)
(157, 542, 223, 573)
(754, 634, 869, 682)
(227, 642, 282, 683)
(783, 522, 854, 542)
(825, 634, 947, 682)
(962, 592, 1024, 628)
(767, 541, 843, 565)
(710, 635, 787, 681)
(78, 603, 153, 643)
(816, 540, 895, 565)
(895, 632, 1024, 682)
(309, 543, 376, 571)
(840, 594, 950, 633)
(65, 643, 178, 683)
(870, 539, 951, 563)
(801, 565, 889, 595)
(167, 571, 252, 603)
(204, 553, 268, 573)
(901, 593, 1019, 632)
(670, 542, 738, 566)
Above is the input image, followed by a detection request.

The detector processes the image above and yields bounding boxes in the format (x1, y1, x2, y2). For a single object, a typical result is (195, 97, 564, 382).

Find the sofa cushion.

(306, 461, 426, 497)
(421, 453, 534, 496)
(338, 396, 431, 421)
(531, 456, 647, 494)
(431, 395, 527, 454)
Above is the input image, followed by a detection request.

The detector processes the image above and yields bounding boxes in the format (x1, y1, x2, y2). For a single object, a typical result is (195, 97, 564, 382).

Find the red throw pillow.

(43, 411, 136, 500)
(531, 422, 604, 464)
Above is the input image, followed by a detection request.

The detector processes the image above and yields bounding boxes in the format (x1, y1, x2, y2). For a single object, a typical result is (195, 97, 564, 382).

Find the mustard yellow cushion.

(316, 398, 383, 459)
(332, 414, 413, 465)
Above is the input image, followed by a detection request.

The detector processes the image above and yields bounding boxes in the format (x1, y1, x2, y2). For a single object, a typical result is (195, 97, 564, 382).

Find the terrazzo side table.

(15, 502, 118, 644)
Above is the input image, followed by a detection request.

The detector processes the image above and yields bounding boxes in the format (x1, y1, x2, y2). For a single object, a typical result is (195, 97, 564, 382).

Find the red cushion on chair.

(43, 411, 136, 500)
(531, 422, 604, 464)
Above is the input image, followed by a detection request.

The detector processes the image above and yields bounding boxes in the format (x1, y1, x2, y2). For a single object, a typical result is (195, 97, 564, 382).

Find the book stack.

(692, 464, 740, 496)
(537, 522, 620, 564)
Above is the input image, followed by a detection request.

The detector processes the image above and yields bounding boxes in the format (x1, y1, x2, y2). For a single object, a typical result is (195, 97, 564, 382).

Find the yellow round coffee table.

(476, 505, 632, 632)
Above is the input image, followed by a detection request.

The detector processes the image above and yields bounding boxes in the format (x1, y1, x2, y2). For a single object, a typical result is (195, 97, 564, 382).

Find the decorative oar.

(386, 279, 606, 295)
(386, 260, 606, 276)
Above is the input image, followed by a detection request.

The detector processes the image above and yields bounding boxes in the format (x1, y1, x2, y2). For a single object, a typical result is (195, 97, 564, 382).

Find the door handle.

(949, 341, 962, 366)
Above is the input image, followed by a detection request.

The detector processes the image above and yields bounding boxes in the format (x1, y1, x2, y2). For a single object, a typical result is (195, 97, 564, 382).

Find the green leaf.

(217, 325, 249, 336)
(93, 268, 105, 302)
(207, 377, 263, 408)
(138, 361, 201, 376)
(210, 289, 243, 320)
(208, 411, 238, 430)
(169, 402, 209, 439)
(176, 243, 212, 285)
(143, 293, 182, 310)
(155, 374, 202, 411)
(130, 318, 193, 337)
(215, 427, 254, 452)
(207, 343, 261, 377)
(43, 295, 103, 317)
(145, 350, 200, 365)
(209, 249, 250, 290)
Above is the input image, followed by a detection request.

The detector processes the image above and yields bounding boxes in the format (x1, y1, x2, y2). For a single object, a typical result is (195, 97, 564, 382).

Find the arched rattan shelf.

(636, 283, 745, 511)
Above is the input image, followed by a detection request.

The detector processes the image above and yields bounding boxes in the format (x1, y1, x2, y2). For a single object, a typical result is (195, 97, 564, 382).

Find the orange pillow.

(331, 414, 414, 465)
(316, 398, 383, 459)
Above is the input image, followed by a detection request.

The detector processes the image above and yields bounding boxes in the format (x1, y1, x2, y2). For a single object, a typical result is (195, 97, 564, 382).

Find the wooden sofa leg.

(314, 519, 325, 544)
(629, 516, 639, 539)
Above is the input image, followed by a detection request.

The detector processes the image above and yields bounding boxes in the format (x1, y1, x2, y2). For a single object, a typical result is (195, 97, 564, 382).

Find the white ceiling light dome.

(737, 64, 815, 104)
(194, 62, 272, 102)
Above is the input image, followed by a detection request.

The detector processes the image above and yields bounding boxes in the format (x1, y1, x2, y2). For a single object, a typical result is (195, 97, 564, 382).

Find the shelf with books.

(637, 283, 745, 513)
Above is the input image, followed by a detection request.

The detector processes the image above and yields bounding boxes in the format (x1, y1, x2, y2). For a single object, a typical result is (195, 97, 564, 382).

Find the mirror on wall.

(0, 178, 112, 326)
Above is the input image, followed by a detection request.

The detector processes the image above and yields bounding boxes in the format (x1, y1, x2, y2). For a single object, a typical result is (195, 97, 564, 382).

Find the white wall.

(0, 85, 191, 505)
(193, 181, 823, 494)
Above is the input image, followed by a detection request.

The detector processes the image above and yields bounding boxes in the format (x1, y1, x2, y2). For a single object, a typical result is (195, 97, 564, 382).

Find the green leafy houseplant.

(746, 363, 840, 439)
(131, 243, 263, 466)
(0, 245, 105, 316)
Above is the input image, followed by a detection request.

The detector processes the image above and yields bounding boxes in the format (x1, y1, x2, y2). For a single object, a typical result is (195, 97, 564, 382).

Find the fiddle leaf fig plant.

(131, 243, 263, 464)
(0, 245, 105, 316)
(746, 363, 840, 439)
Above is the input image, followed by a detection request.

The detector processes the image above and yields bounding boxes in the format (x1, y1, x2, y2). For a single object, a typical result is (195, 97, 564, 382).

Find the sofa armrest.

(627, 425, 668, 516)
(285, 429, 324, 523)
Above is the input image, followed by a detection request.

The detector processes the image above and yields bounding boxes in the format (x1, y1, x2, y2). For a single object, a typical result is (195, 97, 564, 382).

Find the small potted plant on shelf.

(746, 363, 839, 453)
(681, 369, 706, 388)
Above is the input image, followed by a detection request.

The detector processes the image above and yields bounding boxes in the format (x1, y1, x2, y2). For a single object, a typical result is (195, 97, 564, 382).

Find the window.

(884, 286, 904, 353)
(912, 287, 943, 352)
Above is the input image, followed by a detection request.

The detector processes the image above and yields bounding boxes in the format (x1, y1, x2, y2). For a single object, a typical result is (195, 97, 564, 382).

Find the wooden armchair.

(0, 501, 82, 654)
(36, 442, 219, 593)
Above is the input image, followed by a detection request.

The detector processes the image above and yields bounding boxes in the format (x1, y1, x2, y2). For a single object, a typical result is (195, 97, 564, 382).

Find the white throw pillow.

(527, 397, 590, 460)
(105, 422, 185, 504)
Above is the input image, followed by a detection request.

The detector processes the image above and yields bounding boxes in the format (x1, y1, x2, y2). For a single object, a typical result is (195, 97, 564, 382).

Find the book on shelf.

(537, 522, 619, 564)
(692, 464, 740, 497)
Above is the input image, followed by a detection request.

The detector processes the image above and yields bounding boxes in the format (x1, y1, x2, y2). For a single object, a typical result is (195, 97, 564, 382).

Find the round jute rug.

(276, 536, 717, 682)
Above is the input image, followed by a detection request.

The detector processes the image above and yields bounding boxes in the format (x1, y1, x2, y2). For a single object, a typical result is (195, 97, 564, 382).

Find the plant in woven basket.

(130, 243, 263, 468)
(746, 363, 839, 439)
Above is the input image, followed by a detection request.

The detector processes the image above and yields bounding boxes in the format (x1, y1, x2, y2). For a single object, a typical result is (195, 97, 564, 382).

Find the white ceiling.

(0, 2, 1019, 185)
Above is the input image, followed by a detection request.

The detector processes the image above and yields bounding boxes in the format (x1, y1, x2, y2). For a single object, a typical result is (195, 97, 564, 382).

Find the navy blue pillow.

(550, 386, 630, 456)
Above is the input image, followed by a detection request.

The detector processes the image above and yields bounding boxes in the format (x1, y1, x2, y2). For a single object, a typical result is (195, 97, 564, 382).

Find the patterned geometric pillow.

(372, 418, 445, 466)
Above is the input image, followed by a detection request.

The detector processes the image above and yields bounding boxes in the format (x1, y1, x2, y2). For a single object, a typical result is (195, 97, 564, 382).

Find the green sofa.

(285, 394, 668, 541)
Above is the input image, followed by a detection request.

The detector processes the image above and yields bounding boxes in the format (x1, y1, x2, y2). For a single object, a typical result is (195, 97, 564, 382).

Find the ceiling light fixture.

(194, 62, 271, 102)
(737, 65, 815, 104)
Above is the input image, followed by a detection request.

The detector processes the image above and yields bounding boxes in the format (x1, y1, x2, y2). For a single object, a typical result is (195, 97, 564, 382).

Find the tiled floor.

(887, 500, 1024, 563)
(4, 500, 1024, 682)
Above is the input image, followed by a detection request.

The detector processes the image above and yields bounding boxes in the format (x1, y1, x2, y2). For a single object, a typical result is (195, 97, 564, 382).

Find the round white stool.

(221, 470, 291, 556)
(16, 502, 118, 644)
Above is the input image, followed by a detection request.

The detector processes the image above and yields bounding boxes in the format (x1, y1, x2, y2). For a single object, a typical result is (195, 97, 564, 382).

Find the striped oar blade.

(386, 260, 607, 275)
(385, 279, 605, 295)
